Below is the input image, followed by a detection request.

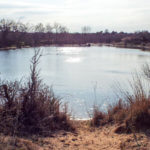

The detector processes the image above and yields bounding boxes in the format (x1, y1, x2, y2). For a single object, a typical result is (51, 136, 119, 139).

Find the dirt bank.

(0, 121, 150, 150)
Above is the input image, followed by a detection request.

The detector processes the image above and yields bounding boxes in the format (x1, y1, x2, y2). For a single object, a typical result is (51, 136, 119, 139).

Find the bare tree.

(59, 26, 68, 33)
(81, 26, 91, 34)
(81, 26, 91, 44)
(45, 23, 53, 33)
(12, 22, 29, 47)
(45, 23, 53, 43)
(53, 22, 61, 34)
(0, 19, 14, 46)
(34, 23, 45, 33)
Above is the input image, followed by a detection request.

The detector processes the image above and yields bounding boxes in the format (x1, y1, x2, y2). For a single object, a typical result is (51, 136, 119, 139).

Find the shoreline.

(0, 43, 150, 51)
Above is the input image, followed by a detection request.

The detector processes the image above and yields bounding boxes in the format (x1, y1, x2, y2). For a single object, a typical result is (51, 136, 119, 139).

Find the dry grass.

(0, 49, 74, 136)
(91, 64, 150, 133)
(0, 122, 149, 150)
(90, 105, 106, 126)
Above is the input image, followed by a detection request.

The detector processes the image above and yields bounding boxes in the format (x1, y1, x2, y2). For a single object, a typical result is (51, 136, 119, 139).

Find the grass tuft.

(0, 49, 74, 136)
(91, 64, 150, 133)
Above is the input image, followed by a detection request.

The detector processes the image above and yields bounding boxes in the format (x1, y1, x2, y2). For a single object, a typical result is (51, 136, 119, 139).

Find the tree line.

(0, 18, 150, 48)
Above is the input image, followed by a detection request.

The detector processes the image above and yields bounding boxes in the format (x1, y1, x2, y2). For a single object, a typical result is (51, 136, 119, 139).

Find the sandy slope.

(0, 121, 150, 150)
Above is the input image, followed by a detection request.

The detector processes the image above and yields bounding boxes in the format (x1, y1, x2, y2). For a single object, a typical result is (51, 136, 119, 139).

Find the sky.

(0, 0, 150, 32)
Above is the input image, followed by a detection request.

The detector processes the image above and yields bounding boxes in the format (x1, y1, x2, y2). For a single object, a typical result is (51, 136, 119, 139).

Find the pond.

(0, 46, 150, 119)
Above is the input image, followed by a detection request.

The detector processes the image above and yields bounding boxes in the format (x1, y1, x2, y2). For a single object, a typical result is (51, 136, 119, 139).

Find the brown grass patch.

(91, 64, 150, 133)
(0, 50, 74, 136)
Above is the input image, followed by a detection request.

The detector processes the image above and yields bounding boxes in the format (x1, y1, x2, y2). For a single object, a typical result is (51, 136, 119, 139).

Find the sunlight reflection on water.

(59, 47, 82, 55)
(66, 57, 82, 63)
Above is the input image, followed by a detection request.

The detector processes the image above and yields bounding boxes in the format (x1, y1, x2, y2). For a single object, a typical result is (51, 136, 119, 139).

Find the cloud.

(0, 4, 29, 9)
(0, 0, 150, 32)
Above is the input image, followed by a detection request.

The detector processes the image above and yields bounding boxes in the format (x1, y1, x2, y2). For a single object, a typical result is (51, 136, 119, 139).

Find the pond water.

(0, 46, 150, 119)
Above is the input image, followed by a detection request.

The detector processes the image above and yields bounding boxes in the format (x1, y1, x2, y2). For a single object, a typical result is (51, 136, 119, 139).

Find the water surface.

(0, 46, 150, 119)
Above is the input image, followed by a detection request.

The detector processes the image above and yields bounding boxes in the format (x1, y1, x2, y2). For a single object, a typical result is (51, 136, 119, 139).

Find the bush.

(91, 64, 150, 132)
(0, 50, 74, 136)
(90, 105, 106, 126)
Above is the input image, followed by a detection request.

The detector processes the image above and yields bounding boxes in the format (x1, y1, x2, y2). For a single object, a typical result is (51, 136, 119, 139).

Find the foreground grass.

(91, 64, 150, 135)
(0, 50, 74, 136)
(0, 121, 149, 150)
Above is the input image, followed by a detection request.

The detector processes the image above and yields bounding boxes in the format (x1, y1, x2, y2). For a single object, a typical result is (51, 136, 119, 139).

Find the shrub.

(91, 105, 106, 126)
(91, 64, 150, 132)
(107, 99, 128, 123)
(0, 50, 74, 136)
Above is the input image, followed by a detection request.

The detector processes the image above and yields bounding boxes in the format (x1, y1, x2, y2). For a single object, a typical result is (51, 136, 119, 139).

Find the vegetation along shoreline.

(1, 18, 150, 51)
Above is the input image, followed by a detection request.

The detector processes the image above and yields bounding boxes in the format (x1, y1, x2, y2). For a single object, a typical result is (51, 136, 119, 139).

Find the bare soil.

(0, 121, 150, 150)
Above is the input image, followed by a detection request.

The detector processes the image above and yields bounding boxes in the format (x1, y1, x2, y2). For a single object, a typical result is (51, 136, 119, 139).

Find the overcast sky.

(0, 0, 150, 32)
